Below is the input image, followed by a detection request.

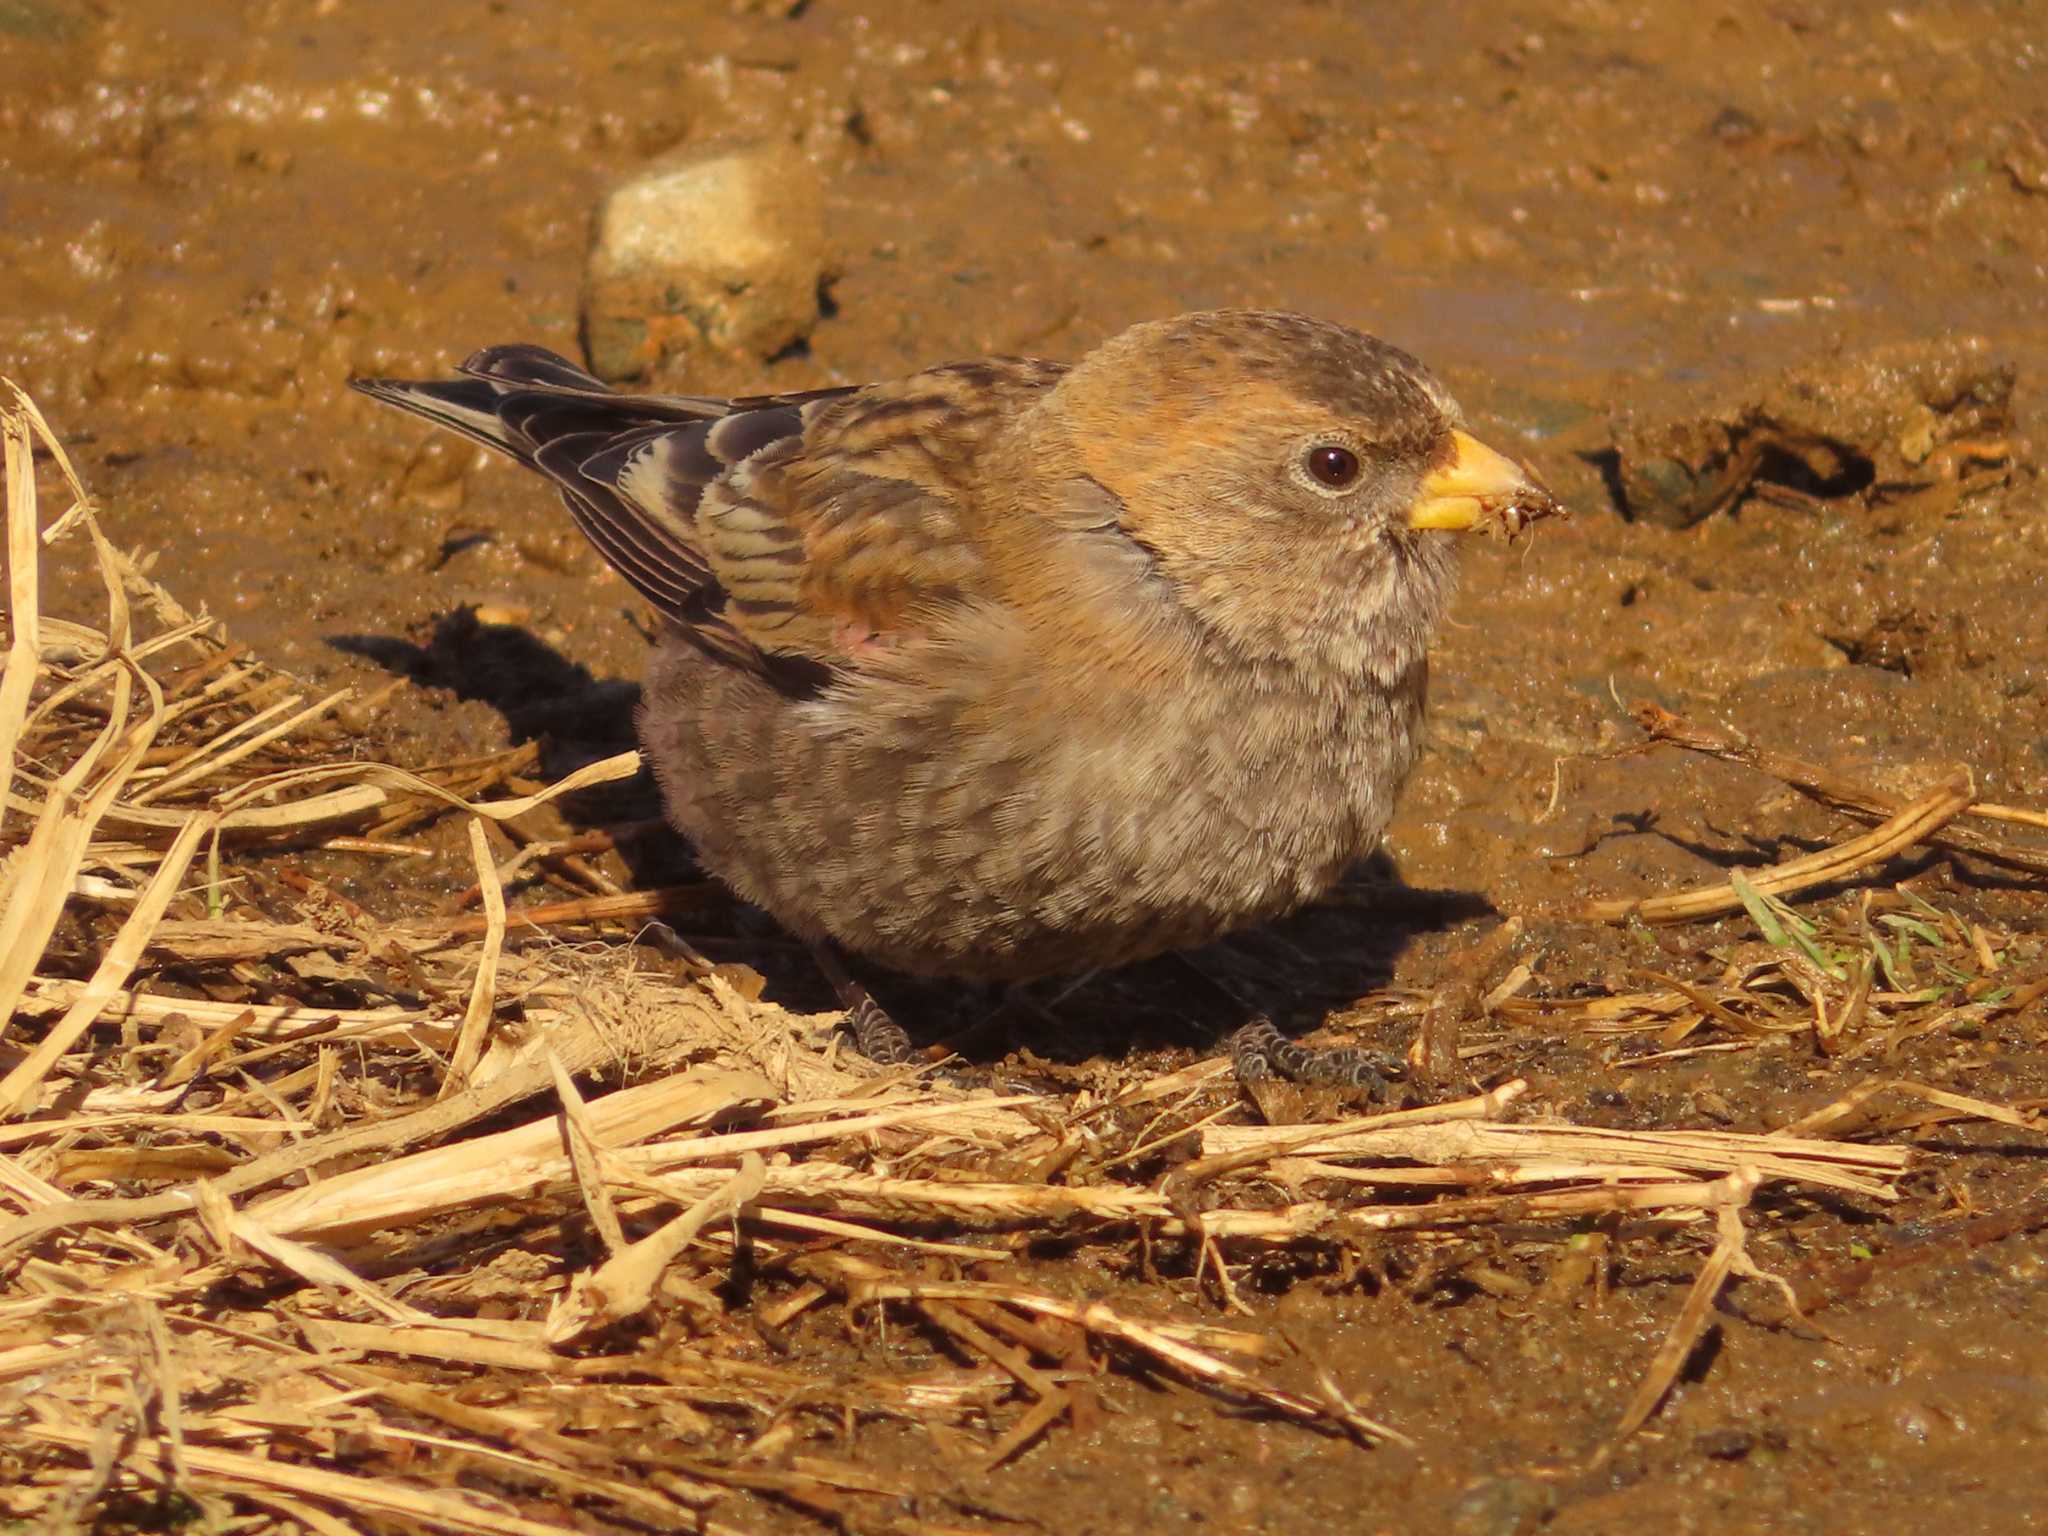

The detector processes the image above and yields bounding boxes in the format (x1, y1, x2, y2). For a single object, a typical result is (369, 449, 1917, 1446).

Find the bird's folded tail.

(348, 347, 864, 657)
(349, 372, 528, 460)
(348, 345, 730, 467)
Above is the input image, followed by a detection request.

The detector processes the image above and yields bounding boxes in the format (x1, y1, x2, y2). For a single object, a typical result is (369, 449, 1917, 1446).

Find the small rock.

(1999, 117, 2047, 194)
(1695, 1427, 1757, 1460)
(1447, 1474, 1555, 1536)
(580, 140, 826, 384)
(1708, 106, 1763, 144)
(1822, 606, 1969, 677)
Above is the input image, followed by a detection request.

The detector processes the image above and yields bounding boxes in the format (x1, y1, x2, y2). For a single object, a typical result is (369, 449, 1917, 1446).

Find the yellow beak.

(1407, 430, 1561, 533)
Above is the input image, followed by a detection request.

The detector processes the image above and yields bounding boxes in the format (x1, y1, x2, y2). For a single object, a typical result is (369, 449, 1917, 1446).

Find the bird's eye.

(1304, 444, 1361, 490)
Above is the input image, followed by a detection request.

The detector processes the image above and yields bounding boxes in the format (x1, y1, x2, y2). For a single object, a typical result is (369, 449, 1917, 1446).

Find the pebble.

(1446, 1474, 1555, 1536)
(580, 140, 826, 384)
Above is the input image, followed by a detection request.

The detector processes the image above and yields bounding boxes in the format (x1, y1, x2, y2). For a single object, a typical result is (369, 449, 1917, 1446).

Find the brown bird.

(354, 309, 1560, 1079)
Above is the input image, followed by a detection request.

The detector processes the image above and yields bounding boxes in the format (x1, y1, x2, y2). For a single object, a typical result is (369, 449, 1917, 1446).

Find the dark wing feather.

(351, 348, 807, 630)
(351, 345, 1066, 680)
(459, 344, 614, 393)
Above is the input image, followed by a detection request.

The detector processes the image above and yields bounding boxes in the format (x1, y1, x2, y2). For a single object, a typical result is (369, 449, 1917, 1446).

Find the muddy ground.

(5, 0, 2048, 1532)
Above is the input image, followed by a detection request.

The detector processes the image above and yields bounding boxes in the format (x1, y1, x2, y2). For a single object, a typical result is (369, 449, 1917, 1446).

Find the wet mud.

(4, 0, 2047, 1530)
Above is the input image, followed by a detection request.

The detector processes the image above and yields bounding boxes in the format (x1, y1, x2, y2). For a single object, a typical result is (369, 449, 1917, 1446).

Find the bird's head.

(1036, 309, 1561, 682)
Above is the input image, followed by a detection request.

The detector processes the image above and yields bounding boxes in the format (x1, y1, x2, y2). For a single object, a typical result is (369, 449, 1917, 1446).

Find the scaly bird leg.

(1225, 1017, 1403, 1093)
(809, 941, 922, 1065)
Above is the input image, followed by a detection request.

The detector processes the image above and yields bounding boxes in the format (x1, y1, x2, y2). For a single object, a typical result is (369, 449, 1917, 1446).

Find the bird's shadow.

(996, 866, 1498, 1067)
(330, 610, 1498, 1065)
(328, 607, 688, 885)
(330, 607, 643, 764)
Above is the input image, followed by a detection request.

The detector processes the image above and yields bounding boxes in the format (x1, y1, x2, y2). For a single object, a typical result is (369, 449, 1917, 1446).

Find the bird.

(352, 309, 1561, 1081)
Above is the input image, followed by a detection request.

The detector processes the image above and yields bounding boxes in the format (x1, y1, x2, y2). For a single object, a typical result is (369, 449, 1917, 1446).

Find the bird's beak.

(1407, 430, 1563, 534)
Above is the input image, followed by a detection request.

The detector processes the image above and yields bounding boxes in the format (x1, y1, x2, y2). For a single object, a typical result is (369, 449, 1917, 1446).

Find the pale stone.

(580, 140, 825, 384)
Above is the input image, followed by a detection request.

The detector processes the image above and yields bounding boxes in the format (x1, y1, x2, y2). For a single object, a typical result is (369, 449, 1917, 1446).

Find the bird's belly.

(639, 638, 1423, 981)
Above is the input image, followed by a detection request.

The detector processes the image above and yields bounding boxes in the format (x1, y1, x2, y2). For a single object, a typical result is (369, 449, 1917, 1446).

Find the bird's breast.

(642, 618, 1428, 980)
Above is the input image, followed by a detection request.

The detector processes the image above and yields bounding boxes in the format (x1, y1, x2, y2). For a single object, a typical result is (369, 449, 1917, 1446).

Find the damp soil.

(5, 1, 2048, 1531)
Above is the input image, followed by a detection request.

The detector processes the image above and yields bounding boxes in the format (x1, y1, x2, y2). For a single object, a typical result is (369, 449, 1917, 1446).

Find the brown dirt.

(4, 0, 2047, 1531)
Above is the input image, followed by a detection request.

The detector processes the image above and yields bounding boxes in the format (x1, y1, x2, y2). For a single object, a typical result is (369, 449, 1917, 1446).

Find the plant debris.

(4, 383, 2045, 1532)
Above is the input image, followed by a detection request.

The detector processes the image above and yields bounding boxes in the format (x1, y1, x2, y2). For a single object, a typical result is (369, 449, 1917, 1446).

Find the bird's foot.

(1226, 1017, 1402, 1094)
(809, 941, 923, 1066)
(844, 990, 921, 1065)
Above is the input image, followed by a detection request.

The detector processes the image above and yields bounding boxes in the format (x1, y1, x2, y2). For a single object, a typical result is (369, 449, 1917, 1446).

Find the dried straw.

(3, 383, 2044, 1532)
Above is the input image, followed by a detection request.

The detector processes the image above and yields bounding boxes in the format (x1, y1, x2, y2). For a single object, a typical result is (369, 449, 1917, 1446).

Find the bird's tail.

(349, 373, 529, 462)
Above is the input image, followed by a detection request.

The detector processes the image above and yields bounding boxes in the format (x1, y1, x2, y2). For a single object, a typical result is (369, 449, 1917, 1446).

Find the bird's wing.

(352, 347, 1065, 686)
